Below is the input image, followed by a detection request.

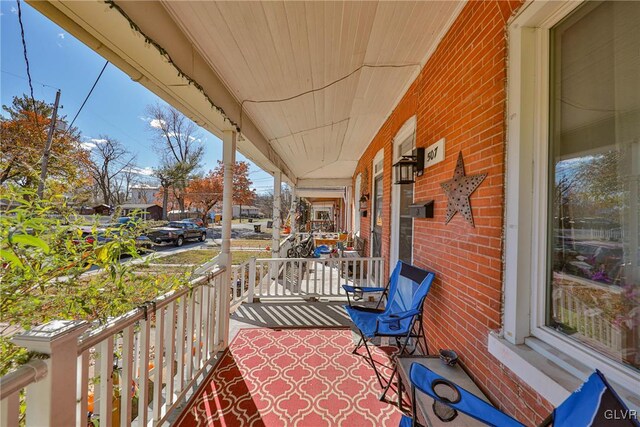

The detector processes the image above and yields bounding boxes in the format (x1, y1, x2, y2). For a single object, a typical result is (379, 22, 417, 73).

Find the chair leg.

(380, 319, 417, 401)
(361, 337, 385, 388)
(379, 364, 397, 401)
(352, 336, 364, 354)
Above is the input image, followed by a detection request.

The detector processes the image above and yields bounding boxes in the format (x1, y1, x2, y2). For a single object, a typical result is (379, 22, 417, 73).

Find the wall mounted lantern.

(393, 148, 425, 184)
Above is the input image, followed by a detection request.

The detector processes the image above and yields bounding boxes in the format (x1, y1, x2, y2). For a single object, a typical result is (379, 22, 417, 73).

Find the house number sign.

(423, 138, 445, 170)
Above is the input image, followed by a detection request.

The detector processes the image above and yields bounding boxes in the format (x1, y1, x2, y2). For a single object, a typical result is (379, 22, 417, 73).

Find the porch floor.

(173, 327, 403, 426)
(166, 301, 403, 426)
(229, 301, 353, 335)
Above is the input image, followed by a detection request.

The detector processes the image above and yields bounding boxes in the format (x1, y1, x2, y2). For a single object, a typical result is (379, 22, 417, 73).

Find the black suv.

(148, 221, 207, 247)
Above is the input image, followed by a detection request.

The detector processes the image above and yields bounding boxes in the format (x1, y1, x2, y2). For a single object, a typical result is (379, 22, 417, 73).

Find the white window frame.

(370, 149, 384, 256)
(499, 0, 639, 398)
(390, 116, 416, 268)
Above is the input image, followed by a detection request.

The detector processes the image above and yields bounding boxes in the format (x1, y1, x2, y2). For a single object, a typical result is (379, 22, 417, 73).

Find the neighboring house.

(232, 205, 262, 218)
(92, 204, 111, 216)
(128, 185, 161, 204)
(118, 203, 162, 221)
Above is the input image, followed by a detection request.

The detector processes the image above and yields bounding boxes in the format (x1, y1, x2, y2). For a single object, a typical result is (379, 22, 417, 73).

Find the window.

(502, 0, 639, 395)
(547, 1, 639, 373)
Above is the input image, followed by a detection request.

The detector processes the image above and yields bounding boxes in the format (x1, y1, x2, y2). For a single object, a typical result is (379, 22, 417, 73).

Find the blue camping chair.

(344, 261, 435, 400)
(400, 363, 639, 427)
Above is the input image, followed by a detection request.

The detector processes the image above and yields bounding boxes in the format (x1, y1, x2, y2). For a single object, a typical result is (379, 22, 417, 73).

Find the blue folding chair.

(344, 261, 435, 400)
(400, 363, 639, 427)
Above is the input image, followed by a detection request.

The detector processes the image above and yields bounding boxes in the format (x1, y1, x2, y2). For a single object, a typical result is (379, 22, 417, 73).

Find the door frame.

(370, 149, 384, 257)
(390, 116, 417, 268)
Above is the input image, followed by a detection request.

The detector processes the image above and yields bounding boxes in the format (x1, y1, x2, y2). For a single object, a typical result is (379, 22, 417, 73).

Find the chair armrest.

(378, 309, 419, 323)
(342, 285, 386, 293)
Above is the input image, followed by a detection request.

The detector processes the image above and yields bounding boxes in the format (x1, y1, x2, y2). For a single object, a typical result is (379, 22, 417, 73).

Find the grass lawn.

(231, 239, 270, 248)
(150, 249, 219, 265)
(232, 250, 270, 264)
(149, 249, 269, 266)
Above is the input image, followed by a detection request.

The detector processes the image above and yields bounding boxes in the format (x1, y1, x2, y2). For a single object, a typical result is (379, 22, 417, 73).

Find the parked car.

(96, 229, 154, 251)
(184, 217, 205, 227)
(147, 221, 207, 247)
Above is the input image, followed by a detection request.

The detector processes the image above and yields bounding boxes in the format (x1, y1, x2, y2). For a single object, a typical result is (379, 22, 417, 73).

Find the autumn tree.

(147, 104, 203, 214)
(0, 95, 90, 193)
(86, 136, 137, 205)
(185, 160, 256, 225)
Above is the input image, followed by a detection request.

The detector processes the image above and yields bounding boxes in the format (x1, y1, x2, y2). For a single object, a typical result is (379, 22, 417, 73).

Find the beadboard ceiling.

(160, 1, 464, 180)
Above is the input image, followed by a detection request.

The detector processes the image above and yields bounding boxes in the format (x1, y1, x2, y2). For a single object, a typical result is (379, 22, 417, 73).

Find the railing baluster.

(175, 296, 186, 392)
(209, 281, 218, 355)
(0, 391, 19, 427)
(194, 286, 203, 370)
(153, 305, 165, 422)
(200, 286, 210, 362)
(298, 259, 303, 296)
(164, 301, 176, 409)
(137, 317, 150, 427)
(306, 260, 312, 295)
(98, 336, 114, 427)
(313, 258, 318, 295)
(120, 325, 134, 427)
(283, 260, 288, 296)
(248, 258, 256, 303)
(76, 350, 90, 427)
(329, 259, 334, 295)
(322, 259, 326, 296)
(185, 290, 195, 382)
(241, 264, 247, 301)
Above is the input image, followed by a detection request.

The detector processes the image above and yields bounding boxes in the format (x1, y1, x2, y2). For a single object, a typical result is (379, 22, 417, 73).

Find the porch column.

(219, 129, 236, 348)
(290, 186, 297, 236)
(272, 171, 281, 258)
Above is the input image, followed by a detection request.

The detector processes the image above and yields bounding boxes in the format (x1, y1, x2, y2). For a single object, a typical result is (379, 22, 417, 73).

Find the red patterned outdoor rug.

(176, 328, 403, 426)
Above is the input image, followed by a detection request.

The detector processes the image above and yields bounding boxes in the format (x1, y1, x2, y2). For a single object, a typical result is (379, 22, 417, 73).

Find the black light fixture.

(393, 147, 424, 184)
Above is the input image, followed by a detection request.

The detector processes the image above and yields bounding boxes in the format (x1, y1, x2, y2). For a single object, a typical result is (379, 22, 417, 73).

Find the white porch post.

(12, 320, 88, 427)
(219, 129, 236, 348)
(290, 186, 297, 236)
(272, 172, 282, 258)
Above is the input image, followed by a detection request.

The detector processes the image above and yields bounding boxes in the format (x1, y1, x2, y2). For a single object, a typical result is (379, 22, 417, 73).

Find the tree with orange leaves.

(185, 160, 256, 225)
(0, 95, 91, 195)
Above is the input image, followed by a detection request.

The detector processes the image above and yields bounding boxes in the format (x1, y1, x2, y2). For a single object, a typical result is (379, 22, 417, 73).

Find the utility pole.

(37, 89, 61, 198)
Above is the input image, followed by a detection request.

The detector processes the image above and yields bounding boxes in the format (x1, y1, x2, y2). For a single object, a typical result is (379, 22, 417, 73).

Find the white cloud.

(57, 33, 65, 39)
(81, 142, 96, 150)
(10, 7, 17, 14)
(90, 138, 108, 144)
(149, 119, 165, 129)
(126, 166, 155, 177)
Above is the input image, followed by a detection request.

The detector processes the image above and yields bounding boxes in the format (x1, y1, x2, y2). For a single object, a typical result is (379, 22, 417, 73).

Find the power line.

(15, 0, 38, 124)
(66, 60, 109, 131)
(1, 69, 59, 90)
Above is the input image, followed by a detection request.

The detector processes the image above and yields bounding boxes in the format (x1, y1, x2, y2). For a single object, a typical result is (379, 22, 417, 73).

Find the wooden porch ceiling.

(28, 1, 464, 183)
(161, 1, 464, 180)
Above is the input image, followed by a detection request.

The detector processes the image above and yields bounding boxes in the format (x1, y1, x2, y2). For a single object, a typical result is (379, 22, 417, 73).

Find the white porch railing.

(234, 257, 384, 301)
(0, 267, 226, 427)
(552, 285, 622, 352)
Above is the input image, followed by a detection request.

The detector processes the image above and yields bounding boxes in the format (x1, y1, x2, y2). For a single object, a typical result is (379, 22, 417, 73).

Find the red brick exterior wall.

(352, 1, 554, 423)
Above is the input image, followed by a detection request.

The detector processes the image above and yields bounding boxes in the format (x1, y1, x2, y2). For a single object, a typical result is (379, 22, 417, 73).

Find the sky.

(0, 1, 275, 193)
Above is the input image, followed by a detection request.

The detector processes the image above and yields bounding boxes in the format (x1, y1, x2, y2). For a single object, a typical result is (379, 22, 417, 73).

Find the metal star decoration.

(440, 152, 486, 227)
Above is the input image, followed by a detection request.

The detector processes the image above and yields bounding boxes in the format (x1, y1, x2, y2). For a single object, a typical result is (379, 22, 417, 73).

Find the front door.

(372, 175, 383, 258)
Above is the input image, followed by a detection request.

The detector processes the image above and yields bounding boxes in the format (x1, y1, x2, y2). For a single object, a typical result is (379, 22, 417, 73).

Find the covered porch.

(3, 0, 639, 426)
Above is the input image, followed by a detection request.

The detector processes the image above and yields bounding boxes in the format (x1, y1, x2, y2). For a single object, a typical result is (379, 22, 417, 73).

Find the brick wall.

(352, 0, 554, 423)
